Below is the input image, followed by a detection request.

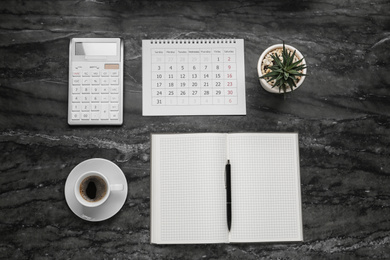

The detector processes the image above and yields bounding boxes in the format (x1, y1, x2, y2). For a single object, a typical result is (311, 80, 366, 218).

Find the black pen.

(226, 160, 232, 231)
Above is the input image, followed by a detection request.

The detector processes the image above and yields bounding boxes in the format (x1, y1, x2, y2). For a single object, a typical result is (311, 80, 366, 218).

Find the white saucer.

(65, 158, 128, 221)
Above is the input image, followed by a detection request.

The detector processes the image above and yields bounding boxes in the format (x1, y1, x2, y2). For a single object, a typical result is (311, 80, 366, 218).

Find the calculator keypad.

(69, 64, 122, 124)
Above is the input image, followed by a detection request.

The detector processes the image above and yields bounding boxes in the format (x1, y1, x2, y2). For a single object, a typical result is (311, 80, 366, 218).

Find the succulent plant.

(260, 43, 307, 94)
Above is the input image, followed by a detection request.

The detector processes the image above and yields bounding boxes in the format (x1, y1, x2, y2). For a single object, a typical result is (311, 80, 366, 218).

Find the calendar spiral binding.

(150, 39, 237, 45)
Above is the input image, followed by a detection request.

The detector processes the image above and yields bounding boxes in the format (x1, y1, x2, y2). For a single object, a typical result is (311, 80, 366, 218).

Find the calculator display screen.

(75, 42, 117, 56)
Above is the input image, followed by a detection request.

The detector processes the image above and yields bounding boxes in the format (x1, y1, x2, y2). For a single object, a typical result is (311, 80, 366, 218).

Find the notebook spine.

(149, 39, 237, 45)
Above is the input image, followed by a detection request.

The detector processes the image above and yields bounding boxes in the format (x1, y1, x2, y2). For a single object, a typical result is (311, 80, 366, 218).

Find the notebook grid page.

(159, 135, 228, 242)
(228, 134, 301, 241)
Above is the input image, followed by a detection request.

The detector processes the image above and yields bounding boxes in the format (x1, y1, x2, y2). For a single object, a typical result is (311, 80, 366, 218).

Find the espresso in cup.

(79, 175, 107, 202)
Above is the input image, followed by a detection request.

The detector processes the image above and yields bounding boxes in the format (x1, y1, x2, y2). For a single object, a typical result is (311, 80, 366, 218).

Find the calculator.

(68, 38, 123, 125)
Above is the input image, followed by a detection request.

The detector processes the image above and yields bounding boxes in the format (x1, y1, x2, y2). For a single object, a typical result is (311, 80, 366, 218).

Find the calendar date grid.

(151, 48, 238, 106)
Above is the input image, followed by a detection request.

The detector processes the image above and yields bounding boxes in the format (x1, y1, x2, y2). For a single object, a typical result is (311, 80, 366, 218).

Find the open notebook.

(150, 133, 303, 244)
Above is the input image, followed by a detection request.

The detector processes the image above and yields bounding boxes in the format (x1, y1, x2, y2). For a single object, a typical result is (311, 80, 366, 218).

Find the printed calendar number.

(214, 81, 222, 87)
(153, 98, 164, 105)
(202, 90, 211, 96)
(214, 89, 223, 96)
(191, 81, 199, 87)
(226, 97, 237, 104)
(179, 81, 187, 87)
(191, 73, 199, 79)
(225, 80, 236, 88)
(202, 73, 210, 79)
(166, 97, 177, 105)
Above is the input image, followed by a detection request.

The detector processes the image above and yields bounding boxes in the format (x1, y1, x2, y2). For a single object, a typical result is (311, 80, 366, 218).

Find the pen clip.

(225, 159, 230, 189)
(224, 166, 226, 188)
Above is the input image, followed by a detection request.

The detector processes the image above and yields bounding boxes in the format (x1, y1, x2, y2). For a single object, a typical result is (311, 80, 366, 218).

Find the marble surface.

(1, 0, 389, 259)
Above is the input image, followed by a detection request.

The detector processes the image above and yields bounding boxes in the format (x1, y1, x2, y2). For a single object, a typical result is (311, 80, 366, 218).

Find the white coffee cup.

(74, 171, 123, 208)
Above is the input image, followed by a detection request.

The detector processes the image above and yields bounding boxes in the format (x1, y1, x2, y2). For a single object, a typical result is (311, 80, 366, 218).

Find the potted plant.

(257, 43, 307, 95)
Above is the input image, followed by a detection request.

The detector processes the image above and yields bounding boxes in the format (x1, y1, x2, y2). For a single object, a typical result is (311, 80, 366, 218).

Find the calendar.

(142, 39, 246, 116)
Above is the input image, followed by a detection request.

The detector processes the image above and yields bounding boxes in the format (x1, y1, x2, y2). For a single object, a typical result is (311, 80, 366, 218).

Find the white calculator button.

(110, 70, 119, 77)
(72, 71, 81, 77)
(81, 112, 90, 120)
(82, 78, 91, 85)
(110, 78, 119, 85)
(101, 96, 109, 103)
(72, 86, 80, 94)
(110, 94, 119, 102)
(81, 103, 91, 111)
(72, 103, 81, 111)
(91, 86, 100, 94)
(72, 112, 80, 120)
(101, 78, 109, 85)
(91, 112, 100, 120)
(101, 86, 109, 93)
(91, 71, 100, 77)
(92, 103, 101, 111)
(82, 87, 90, 94)
(82, 71, 90, 77)
(81, 95, 91, 102)
(72, 95, 81, 103)
(110, 103, 119, 111)
(72, 78, 81, 85)
(91, 78, 100, 85)
(110, 112, 119, 120)
(101, 104, 109, 119)
(110, 86, 119, 93)
(101, 71, 109, 77)
(91, 95, 100, 103)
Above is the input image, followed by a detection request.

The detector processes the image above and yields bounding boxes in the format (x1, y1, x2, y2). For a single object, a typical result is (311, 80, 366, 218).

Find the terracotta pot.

(257, 44, 307, 93)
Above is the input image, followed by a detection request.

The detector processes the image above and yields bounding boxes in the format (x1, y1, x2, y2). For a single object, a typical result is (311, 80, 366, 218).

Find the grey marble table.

(1, 0, 389, 259)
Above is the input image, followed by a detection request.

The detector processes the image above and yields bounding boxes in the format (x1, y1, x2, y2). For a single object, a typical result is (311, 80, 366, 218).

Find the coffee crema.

(79, 175, 107, 202)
